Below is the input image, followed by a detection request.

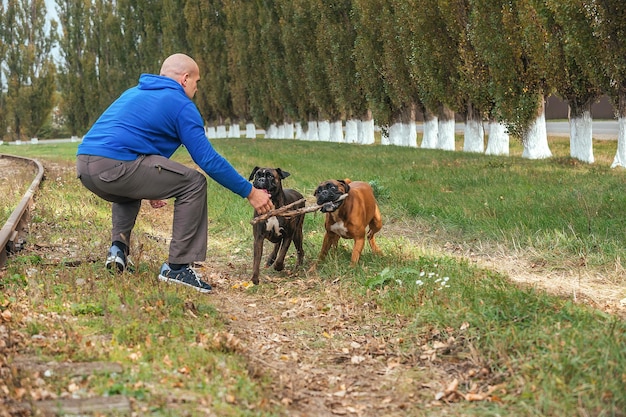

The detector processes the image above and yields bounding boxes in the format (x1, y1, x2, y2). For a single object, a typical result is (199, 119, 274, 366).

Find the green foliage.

(71, 302, 105, 316)
(2, 0, 624, 143)
(0, 273, 28, 288)
(2, 0, 57, 140)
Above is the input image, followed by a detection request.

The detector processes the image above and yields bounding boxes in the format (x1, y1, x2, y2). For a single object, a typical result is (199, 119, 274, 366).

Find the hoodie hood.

(137, 73, 184, 93)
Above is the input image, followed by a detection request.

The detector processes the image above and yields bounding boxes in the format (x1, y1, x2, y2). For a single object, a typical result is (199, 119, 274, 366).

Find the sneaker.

(158, 263, 212, 293)
(105, 245, 126, 272)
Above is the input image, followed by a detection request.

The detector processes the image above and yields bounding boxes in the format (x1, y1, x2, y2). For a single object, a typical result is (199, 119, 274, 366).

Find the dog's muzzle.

(318, 193, 349, 213)
(253, 178, 273, 192)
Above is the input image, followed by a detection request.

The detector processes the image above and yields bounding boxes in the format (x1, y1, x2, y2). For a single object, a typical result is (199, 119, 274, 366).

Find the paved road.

(545, 120, 618, 139)
(441, 120, 618, 139)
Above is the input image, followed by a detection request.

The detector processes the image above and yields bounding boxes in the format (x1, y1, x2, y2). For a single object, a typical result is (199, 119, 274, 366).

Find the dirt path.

(141, 204, 504, 415)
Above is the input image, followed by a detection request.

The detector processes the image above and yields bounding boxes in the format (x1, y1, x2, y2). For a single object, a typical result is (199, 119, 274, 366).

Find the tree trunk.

(358, 110, 375, 145)
(228, 123, 240, 138)
(436, 104, 455, 151)
(569, 100, 594, 164)
(384, 106, 416, 147)
(463, 102, 484, 153)
(245, 123, 256, 139)
(216, 125, 227, 138)
(283, 122, 295, 139)
(522, 96, 552, 159)
(345, 119, 358, 143)
(611, 92, 626, 168)
(295, 122, 304, 140)
(265, 123, 278, 139)
(206, 126, 217, 139)
(318, 120, 331, 142)
(403, 104, 417, 147)
(276, 124, 285, 139)
(485, 120, 509, 155)
(306, 120, 319, 141)
(329, 120, 344, 143)
(421, 107, 438, 149)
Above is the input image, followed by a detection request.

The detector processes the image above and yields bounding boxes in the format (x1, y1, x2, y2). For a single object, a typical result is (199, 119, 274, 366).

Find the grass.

(1, 136, 625, 416)
(0, 156, 39, 225)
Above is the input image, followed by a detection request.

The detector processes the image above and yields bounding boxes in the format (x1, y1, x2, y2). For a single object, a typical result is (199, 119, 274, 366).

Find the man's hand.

(149, 200, 167, 209)
(247, 187, 274, 214)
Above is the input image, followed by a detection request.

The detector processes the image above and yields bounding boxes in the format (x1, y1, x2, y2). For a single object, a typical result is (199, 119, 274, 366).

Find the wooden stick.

(250, 198, 306, 224)
(250, 193, 348, 224)
(276, 204, 324, 218)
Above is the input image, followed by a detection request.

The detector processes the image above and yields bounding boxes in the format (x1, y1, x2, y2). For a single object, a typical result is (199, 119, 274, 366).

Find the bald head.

(160, 53, 199, 79)
(160, 53, 200, 99)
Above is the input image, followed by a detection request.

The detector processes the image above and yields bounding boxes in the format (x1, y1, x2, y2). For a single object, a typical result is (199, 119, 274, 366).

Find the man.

(76, 53, 273, 293)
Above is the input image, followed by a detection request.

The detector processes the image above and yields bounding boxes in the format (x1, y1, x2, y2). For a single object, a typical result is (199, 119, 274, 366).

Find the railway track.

(0, 154, 44, 268)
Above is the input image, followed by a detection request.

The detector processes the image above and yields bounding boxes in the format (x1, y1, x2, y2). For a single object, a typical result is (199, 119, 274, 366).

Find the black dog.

(248, 167, 305, 284)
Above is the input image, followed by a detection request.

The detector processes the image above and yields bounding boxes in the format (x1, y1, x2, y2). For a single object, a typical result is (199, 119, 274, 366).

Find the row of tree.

(0, 0, 56, 142)
(1, 1, 625, 166)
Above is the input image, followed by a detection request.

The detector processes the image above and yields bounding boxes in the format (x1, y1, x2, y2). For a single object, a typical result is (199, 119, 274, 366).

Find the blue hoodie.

(77, 74, 252, 198)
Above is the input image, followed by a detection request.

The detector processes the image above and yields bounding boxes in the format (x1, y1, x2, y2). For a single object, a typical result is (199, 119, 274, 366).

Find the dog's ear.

(248, 166, 260, 181)
(337, 179, 351, 194)
(313, 185, 321, 196)
(276, 168, 290, 179)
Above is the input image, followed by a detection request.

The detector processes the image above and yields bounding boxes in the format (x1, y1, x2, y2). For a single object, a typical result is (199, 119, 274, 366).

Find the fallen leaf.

(163, 355, 173, 367)
(433, 341, 448, 350)
(1, 310, 12, 322)
(444, 378, 459, 395)
(351, 355, 366, 364)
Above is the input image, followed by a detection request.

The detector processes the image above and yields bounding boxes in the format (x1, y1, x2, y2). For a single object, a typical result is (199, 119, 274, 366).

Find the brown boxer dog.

(249, 167, 305, 284)
(314, 179, 382, 265)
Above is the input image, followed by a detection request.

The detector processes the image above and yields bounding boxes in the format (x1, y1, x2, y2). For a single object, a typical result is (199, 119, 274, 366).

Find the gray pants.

(76, 154, 208, 264)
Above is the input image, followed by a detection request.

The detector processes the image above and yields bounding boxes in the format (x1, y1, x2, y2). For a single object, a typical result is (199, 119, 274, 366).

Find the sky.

(44, 0, 61, 61)
(44, 0, 57, 21)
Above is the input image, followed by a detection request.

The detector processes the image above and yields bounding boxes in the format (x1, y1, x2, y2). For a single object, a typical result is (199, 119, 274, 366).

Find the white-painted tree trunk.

(205, 126, 216, 139)
(318, 120, 331, 141)
(283, 122, 294, 140)
(276, 124, 285, 139)
(384, 122, 416, 147)
(216, 125, 227, 138)
(569, 110, 594, 163)
(437, 119, 455, 151)
(611, 117, 626, 168)
(329, 120, 344, 142)
(463, 119, 484, 153)
(295, 122, 304, 140)
(345, 119, 358, 143)
(522, 110, 552, 159)
(265, 124, 278, 139)
(358, 119, 375, 144)
(228, 123, 240, 138)
(381, 125, 392, 145)
(420, 117, 438, 149)
(404, 122, 417, 147)
(485, 121, 509, 155)
(307, 121, 319, 141)
(245, 123, 256, 139)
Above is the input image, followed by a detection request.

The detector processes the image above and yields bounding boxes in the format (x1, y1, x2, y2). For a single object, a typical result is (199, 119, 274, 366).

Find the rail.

(0, 154, 44, 268)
